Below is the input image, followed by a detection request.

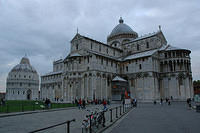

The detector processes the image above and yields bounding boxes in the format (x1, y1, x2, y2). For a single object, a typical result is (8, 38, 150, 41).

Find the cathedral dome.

(107, 17, 138, 43)
(110, 18, 137, 37)
(11, 56, 37, 73)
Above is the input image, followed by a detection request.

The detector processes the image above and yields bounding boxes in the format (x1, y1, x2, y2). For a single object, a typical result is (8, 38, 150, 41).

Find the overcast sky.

(0, 0, 200, 92)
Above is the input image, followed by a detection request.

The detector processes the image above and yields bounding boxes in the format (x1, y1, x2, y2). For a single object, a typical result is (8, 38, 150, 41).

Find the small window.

(91, 43, 93, 49)
(24, 75, 26, 78)
(173, 52, 175, 57)
(29, 76, 31, 79)
(99, 45, 101, 52)
(137, 44, 139, 51)
(165, 53, 167, 58)
(79, 58, 81, 64)
(111, 61, 113, 67)
(76, 44, 78, 50)
(126, 66, 128, 72)
(18, 91, 19, 95)
(146, 42, 149, 48)
(87, 57, 89, 63)
(107, 48, 108, 54)
(139, 64, 142, 69)
(20, 83, 22, 86)
(23, 91, 25, 95)
(101, 58, 103, 65)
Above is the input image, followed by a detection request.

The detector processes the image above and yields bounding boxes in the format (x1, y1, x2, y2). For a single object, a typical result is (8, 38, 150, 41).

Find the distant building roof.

(112, 76, 127, 82)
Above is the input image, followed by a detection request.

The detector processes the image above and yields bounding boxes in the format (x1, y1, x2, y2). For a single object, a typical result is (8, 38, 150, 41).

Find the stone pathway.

(104, 102, 200, 133)
(0, 104, 122, 133)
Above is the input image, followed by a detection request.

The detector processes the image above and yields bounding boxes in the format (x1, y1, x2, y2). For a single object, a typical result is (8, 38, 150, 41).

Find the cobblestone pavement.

(0, 104, 121, 133)
(105, 102, 200, 133)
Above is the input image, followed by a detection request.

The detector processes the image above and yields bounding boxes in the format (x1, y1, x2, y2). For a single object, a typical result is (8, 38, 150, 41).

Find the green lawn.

(0, 100, 75, 113)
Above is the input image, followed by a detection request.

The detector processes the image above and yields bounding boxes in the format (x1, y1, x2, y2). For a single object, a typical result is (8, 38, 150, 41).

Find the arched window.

(76, 44, 78, 50)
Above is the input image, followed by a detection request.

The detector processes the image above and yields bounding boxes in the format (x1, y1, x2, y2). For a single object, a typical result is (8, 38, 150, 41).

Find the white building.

(6, 56, 39, 100)
(41, 18, 193, 102)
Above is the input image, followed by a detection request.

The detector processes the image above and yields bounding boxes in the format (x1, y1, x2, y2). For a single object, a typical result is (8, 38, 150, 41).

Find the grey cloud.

(0, 0, 200, 92)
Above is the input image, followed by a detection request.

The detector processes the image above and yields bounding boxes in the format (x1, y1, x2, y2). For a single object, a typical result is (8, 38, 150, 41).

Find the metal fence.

(29, 119, 76, 133)
(82, 103, 134, 133)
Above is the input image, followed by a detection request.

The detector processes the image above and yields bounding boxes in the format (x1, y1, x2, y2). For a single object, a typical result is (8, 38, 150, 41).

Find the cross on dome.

(119, 17, 124, 23)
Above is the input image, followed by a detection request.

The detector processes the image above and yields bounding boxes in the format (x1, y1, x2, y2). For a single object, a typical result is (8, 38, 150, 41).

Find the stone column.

(100, 75, 102, 100)
(105, 76, 108, 99)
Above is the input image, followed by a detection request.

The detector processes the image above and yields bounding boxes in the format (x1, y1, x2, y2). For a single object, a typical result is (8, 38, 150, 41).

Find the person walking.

(160, 98, 163, 105)
(78, 98, 82, 109)
(103, 99, 107, 111)
(82, 99, 86, 109)
(134, 98, 137, 107)
(168, 99, 171, 105)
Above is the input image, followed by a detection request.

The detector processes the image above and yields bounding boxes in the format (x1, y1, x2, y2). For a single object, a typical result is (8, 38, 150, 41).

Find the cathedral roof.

(160, 45, 191, 53)
(41, 71, 62, 77)
(11, 56, 37, 73)
(109, 17, 138, 38)
(123, 49, 158, 61)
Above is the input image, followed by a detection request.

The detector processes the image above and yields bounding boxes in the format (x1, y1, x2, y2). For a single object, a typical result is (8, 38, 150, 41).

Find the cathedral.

(40, 17, 193, 102)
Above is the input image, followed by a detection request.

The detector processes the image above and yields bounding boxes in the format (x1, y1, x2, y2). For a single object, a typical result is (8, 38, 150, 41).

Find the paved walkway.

(104, 102, 200, 133)
(0, 104, 121, 133)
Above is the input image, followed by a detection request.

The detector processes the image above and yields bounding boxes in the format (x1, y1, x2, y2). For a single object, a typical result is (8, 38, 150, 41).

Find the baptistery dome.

(6, 56, 39, 100)
(11, 57, 37, 73)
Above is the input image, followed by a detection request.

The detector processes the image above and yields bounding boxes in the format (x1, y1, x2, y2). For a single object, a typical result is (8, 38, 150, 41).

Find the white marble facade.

(40, 18, 193, 102)
(6, 57, 39, 100)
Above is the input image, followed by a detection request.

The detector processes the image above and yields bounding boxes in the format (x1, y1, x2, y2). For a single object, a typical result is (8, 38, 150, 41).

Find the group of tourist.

(75, 98, 86, 109)
(153, 97, 172, 105)
(75, 98, 109, 110)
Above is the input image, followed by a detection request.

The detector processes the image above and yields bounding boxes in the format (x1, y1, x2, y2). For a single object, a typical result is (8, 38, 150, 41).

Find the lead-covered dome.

(110, 18, 137, 37)
(11, 57, 37, 73)
(108, 17, 138, 41)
